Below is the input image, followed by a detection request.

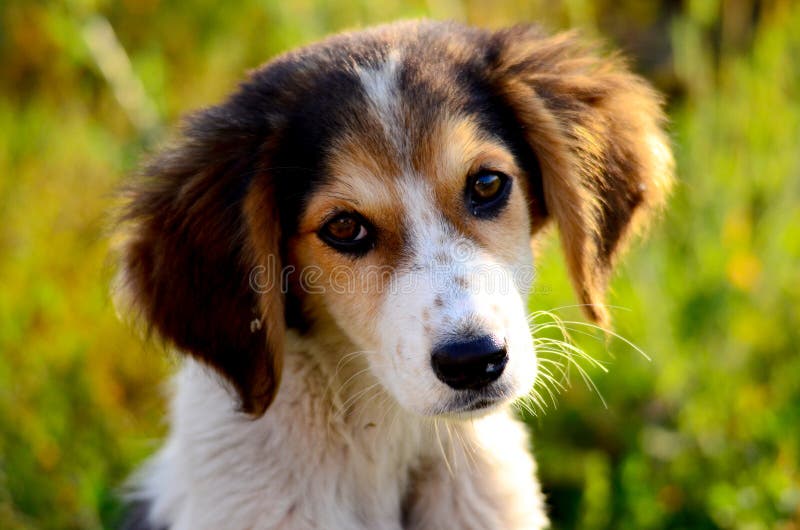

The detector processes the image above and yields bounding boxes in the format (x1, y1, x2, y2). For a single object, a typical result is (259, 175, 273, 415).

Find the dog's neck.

(139, 315, 549, 530)
(147, 328, 470, 528)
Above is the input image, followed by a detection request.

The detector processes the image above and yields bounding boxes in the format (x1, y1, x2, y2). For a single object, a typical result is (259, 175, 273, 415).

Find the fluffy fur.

(117, 20, 672, 529)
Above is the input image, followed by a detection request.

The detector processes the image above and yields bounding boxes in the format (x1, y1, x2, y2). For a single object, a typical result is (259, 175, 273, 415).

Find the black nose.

(431, 335, 508, 390)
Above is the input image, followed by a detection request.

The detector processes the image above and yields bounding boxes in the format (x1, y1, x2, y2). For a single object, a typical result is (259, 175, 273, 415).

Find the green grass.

(1, 1, 798, 528)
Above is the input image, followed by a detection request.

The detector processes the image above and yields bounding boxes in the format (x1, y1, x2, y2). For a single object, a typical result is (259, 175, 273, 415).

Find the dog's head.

(117, 21, 672, 417)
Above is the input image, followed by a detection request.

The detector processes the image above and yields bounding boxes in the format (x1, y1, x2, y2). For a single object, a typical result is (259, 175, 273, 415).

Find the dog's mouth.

(431, 383, 512, 417)
(461, 397, 498, 411)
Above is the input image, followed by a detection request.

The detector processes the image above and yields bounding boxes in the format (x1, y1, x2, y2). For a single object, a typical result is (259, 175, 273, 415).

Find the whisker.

(533, 371, 562, 408)
(526, 303, 632, 322)
(338, 381, 382, 413)
(432, 418, 454, 477)
(338, 366, 376, 394)
(521, 307, 643, 412)
(558, 320, 651, 361)
(534, 339, 609, 372)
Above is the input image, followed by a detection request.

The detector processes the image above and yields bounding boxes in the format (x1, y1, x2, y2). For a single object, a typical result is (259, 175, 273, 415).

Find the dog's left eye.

(467, 171, 511, 217)
(319, 213, 373, 254)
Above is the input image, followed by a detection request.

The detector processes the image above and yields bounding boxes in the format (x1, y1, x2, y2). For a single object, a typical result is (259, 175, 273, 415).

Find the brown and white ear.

(490, 27, 674, 326)
(116, 101, 284, 416)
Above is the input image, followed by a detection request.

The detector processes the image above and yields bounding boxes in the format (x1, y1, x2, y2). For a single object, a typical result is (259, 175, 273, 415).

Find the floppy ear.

(489, 27, 674, 326)
(117, 99, 284, 416)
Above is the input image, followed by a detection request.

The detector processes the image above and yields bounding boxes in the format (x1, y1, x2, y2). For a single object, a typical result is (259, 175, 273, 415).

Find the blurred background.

(1, 0, 798, 528)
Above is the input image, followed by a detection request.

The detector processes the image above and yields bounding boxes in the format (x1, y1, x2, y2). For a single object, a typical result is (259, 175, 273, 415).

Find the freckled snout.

(431, 335, 508, 390)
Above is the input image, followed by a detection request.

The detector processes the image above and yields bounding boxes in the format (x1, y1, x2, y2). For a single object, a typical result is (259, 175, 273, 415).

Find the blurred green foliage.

(1, 0, 798, 528)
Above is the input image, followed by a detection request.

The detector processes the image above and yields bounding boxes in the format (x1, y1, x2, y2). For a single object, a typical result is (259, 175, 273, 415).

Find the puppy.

(117, 20, 673, 530)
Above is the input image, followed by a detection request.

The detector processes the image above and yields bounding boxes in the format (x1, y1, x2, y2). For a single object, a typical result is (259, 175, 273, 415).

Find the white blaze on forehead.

(356, 50, 405, 156)
(401, 176, 450, 258)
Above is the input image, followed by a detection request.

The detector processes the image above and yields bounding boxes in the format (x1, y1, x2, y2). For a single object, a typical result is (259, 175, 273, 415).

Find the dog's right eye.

(318, 213, 374, 255)
(466, 170, 512, 219)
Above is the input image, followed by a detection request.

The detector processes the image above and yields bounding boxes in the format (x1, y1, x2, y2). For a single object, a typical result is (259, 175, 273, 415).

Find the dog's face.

(118, 22, 672, 417)
(294, 109, 538, 415)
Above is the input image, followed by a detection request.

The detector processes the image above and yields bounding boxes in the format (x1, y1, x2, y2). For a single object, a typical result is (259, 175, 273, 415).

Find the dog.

(116, 20, 673, 530)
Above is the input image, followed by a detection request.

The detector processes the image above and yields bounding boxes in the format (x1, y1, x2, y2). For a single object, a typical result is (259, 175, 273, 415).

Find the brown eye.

(472, 173, 503, 200)
(467, 171, 511, 218)
(319, 213, 373, 254)
(327, 216, 361, 240)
